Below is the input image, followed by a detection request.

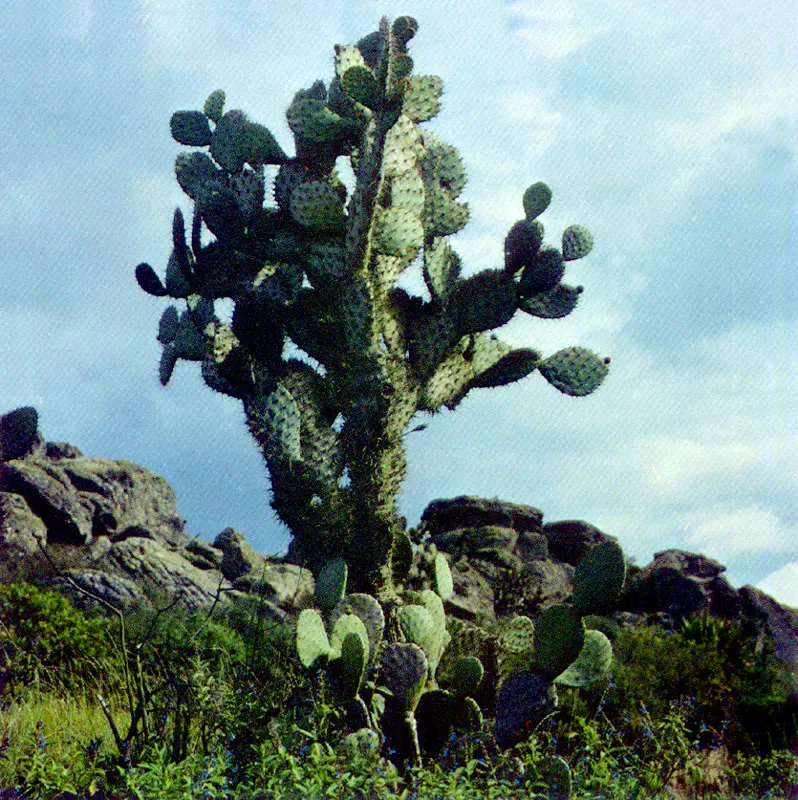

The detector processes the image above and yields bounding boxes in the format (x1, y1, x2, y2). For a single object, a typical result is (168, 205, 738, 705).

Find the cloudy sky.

(1, 1, 796, 607)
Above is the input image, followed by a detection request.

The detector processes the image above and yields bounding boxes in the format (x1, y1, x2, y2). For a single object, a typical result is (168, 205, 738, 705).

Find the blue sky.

(1, 1, 796, 607)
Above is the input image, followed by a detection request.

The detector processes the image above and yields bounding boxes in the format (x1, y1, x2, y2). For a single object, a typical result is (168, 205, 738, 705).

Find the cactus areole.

(135, 16, 610, 599)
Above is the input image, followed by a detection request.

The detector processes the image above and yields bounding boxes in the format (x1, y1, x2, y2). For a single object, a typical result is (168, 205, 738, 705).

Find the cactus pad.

(399, 604, 435, 651)
(433, 552, 453, 600)
(539, 347, 610, 397)
(289, 181, 345, 229)
(562, 224, 594, 261)
(135, 263, 167, 297)
(382, 642, 428, 711)
(504, 219, 544, 274)
(495, 670, 557, 749)
(451, 656, 484, 696)
(337, 630, 368, 696)
(329, 612, 369, 660)
(534, 605, 585, 678)
(572, 540, 626, 615)
(499, 615, 536, 655)
(170, 111, 212, 147)
(203, 89, 225, 122)
(331, 593, 384, 661)
(296, 608, 331, 668)
(316, 557, 349, 613)
(522, 182, 552, 220)
(343, 728, 380, 760)
(544, 755, 572, 800)
(519, 284, 583, 319)
(554, 629, 613, 688)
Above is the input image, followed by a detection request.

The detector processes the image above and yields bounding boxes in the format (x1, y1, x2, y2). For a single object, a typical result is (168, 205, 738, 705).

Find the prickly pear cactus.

(135, 15, 610, 599)
(493, 540, 627, 748)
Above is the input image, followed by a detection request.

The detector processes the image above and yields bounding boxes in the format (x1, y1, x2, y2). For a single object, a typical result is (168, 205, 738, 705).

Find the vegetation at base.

(0, 580, 795, 799)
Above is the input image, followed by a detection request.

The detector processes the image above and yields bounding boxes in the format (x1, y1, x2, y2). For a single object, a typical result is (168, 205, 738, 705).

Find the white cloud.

(631, 438, 759, 500)
(680, 506, 797, 559)
(508, 0, 608, 58)
(756, 562, 798, 609)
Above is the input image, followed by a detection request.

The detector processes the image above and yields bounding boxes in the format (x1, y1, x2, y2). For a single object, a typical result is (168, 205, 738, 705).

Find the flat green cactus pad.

(554, 629, 613, 688)
(343, 727, 380, 760)
(382, 642, 428, 711)
(523, 182, 552, 220)
(433, 552, 453, 600)
(534, 605, 584, 678)
(495, 670, 557, 749)
(539, 346, 610, 397)
(296, 608, 331, 668)
(573, 540, 626, 615)
(451, 656, 484, 696)
(316, 557, 349, 613)
(499, 615, 536, 655)
(331, 593, 384, 662)
(562, 224, 594, 261)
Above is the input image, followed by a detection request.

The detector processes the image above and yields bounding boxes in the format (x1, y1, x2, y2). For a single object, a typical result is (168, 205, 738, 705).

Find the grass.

(0, 579, 795, 800)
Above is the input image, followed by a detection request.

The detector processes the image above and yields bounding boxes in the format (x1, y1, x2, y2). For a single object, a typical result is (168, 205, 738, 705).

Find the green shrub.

(0, 580, 117, 695)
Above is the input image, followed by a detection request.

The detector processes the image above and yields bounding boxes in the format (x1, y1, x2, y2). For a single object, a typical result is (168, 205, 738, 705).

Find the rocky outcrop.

(1, 409, 795, 695)
(419, 496, 618, 624)
(0, 407, 313, 620)
(420, 495, 798, 694)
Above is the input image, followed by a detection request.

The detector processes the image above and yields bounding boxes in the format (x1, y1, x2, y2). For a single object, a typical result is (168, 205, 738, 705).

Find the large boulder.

(0, 409, 313, 620)
(618, 548, 742, 622)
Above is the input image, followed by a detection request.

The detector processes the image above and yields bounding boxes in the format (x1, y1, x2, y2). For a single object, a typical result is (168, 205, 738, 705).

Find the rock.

(422, 496, 544, 535)
(738, 585, 798, 695)
(618, 548, 741, 623)
(543, 519, 617, 566)
(421, 496, 798, 695)
(0, 410, 313, 619)
(0, 491, 47, 560)
(214, 527, 266, 581)
(49, 568, 150, 614)
(0, 453, 186, 548)
(523, 559, 575, 609)
(0, 406, 43, 462)
(447, 559, 496, 623)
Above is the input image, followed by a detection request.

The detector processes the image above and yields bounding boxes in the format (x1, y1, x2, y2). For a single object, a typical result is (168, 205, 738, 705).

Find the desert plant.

(135, 15, 623, 784)
(135, 15, 609, 600)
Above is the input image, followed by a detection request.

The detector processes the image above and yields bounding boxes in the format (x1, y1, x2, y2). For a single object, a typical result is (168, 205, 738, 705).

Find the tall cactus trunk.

(137, 13, 610, 600)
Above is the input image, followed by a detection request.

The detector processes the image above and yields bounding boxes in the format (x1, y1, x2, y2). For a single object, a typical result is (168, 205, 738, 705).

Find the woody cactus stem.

(135, 17, 610, 597)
